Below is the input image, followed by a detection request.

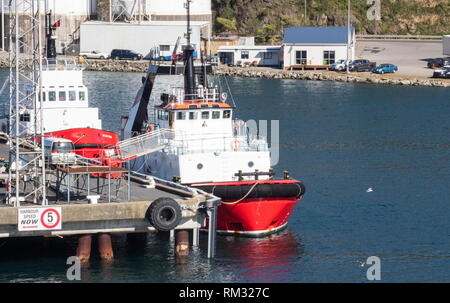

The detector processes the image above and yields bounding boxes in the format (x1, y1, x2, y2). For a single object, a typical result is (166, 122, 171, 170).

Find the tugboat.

(12, 11, 121, 171)
(121, 2, 305, 236)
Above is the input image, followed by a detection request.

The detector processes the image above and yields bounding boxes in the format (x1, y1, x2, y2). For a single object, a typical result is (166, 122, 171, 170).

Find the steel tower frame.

(7, 0, 46, 207)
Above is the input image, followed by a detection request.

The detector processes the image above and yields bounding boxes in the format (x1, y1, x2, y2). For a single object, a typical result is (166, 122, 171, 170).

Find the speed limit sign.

(18, 207, 62, 231)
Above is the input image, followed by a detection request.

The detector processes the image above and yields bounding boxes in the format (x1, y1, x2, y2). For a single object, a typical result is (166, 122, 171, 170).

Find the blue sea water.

(0, 70, 449, 282)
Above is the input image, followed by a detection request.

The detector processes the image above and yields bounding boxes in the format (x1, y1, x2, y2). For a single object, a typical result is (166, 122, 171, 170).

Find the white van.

(43, 137, 77, 165)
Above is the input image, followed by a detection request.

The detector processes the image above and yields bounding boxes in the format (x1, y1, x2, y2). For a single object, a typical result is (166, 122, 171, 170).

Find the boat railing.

(42, 58, 85, 71)
(164, 131, 269, 156)
(168, 87, 227, 104)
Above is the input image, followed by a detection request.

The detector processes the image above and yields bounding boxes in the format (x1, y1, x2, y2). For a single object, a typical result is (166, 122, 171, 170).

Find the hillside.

(212, 0, 450, 42)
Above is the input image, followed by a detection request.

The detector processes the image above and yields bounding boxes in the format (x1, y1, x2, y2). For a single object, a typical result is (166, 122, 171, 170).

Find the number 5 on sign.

(18, 207, 62, 231)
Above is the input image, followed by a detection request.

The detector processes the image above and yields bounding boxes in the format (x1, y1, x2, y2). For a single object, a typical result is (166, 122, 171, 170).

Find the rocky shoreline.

(1, 54, 448, 87)
(214, 66, 450, 88)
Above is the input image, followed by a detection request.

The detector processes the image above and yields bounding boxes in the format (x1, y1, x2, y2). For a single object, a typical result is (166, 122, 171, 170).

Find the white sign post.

(18, 207, 62, 231)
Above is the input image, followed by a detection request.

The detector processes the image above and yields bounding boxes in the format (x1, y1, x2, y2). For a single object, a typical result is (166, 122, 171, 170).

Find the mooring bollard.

(175, 230, 189, 256)
(98, 233, 114, 260)
(76, 234, 92, 262)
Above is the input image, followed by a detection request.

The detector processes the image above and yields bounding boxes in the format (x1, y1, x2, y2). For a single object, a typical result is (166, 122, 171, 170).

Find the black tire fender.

(146, 197, 182, 231)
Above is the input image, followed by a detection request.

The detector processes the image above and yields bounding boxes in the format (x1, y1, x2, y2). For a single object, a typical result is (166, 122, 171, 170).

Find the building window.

(212, 111, 220, 119)
(323, 51, 336, 65)
(263, 52, 273, 59)
(177, 111, 186, 120)
(160, 45, 170, 52)
(296, 50, 307, 65)
(201, 111, 209, 119)
(48, 91, 56, 101)
(69, 91, 76, 101)
(223, 110, 231, 119)
(241, 51, 249, 59)
(189, 112, 198, 120)
(79, 91, 86, 101)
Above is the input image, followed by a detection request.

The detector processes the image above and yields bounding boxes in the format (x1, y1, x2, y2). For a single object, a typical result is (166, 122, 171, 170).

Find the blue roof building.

(281, 26, 356, 70)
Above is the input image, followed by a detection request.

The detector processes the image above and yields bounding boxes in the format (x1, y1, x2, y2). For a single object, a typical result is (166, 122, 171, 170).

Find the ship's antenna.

(183, 0, 196, 99)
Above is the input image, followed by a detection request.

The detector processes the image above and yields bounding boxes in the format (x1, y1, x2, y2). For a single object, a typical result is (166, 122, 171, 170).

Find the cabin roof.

(283, 26, 355, 45)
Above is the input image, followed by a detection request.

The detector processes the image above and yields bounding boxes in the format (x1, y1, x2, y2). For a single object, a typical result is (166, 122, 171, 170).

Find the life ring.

(231, 139, 241, 151)
(145, 197, 182, 231)
(220, 92, 228, 101)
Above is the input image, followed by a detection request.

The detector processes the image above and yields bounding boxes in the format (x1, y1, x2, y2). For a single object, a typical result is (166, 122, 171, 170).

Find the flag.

(52, 20, 61, 27)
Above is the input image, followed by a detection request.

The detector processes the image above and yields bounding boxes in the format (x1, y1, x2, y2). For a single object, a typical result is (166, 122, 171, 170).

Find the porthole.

(197, 163, 203, 170)
(248, 161, 254, 168)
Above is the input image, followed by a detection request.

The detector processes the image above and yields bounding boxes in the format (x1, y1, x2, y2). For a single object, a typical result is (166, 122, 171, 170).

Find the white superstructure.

(13, 59, 101, 136)
(122, 66, 271, 184)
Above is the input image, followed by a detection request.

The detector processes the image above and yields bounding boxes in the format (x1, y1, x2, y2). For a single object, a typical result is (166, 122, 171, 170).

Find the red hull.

(192, 179, 305, 236)
(217, 196, 300, 235)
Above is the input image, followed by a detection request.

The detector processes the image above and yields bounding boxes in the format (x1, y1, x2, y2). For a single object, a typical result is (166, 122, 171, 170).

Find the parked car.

(349, 59, 377, 72)
(432, 65, 450, 78)
(427, 58, 449, 69)
(329, 59, 352, 71)
(43, 137, 77, 165)
(372, 63, 398, 74)
(79, 50, 110, 59)
(111, 49, 143, 60)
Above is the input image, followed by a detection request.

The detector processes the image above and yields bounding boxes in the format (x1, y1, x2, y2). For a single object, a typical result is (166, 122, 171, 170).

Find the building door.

(295, 50, 307, 65)
(323, 50, 336, 65)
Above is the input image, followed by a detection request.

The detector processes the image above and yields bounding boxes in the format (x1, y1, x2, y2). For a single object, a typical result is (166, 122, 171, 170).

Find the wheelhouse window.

(241, 51, 249, 59)
(48, 91, 56, 101)
(177, 111, 186, 120)
(212, 111, 220, 119)
(69, 91, 76, 101)
(223, 110, 231, 119)
(42, 92, 46, 102)
(295, 50, 307, 65)
(323, 50, 335, 65)
(201, 111, 210, 119)
(59, 91, 66, 101)
(189, 112, 198, 120)
(20, 113, 31, 122)
(79, 91, 86, 101)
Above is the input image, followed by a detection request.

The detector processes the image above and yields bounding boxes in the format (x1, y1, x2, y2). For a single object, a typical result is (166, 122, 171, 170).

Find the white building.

(282, 26, 355, 70)
(1, 0, 212, 54)
(80, 20, 209, 58)
(218, 45, 281, 66)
